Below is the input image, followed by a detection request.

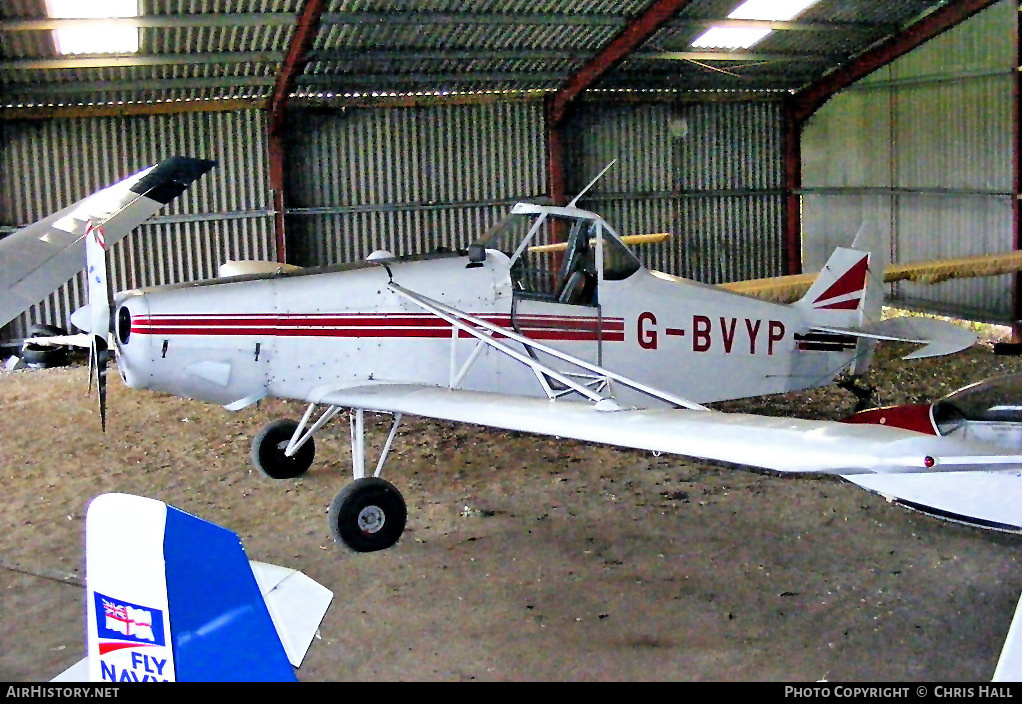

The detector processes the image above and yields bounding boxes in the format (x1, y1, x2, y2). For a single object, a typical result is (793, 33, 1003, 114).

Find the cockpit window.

(938, 374, 1022, 422)
(477, 208, 640, 303)
(600, 227, 642, 281)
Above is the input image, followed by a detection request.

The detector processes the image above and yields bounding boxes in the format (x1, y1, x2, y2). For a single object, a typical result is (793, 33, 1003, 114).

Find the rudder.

(793, 247, 882, 376)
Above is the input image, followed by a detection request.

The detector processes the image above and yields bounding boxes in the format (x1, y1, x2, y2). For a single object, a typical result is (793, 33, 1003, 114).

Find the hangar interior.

(0, 0, 1017, 342)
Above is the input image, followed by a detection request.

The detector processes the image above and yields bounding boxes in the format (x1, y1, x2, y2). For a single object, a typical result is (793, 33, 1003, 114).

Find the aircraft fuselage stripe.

(130, 314, 625, 342)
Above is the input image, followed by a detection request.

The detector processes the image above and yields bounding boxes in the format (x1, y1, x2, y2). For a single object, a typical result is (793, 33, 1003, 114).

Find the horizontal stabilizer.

(869, 317, 977, 359)
(249, 561, 333, 668)
(815, 317, 977, 360)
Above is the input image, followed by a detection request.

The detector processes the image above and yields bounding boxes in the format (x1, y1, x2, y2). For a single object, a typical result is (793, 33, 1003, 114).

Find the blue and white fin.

(52, 493, 331, 682)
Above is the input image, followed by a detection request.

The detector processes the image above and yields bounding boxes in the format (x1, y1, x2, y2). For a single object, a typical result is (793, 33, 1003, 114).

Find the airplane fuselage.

(113, 243, 862, 409)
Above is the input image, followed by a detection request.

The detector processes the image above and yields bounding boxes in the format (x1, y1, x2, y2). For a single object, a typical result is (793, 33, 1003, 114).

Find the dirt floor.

(3, 338, 1022, 682)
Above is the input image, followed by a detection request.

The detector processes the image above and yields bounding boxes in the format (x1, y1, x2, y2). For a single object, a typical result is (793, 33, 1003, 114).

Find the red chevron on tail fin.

(811, 254, 869, 311)
(793, 248, 877, 327)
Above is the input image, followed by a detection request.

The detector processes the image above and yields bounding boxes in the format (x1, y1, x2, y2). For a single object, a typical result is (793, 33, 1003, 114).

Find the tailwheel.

(251, 419, 315, 479)
(329, 477, 407, 552)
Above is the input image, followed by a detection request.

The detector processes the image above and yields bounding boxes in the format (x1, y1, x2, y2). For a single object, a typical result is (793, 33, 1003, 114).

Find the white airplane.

(10, 162, 1022, 681)
(56, 158, 1022, 557)
(51, 492, 332, 683)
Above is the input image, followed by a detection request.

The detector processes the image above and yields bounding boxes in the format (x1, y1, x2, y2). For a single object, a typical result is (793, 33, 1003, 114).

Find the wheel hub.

(357, 504, 385, 535)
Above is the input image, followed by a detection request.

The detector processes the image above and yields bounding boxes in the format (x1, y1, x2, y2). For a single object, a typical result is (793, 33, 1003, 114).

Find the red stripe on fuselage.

(131, 313, 625, 342)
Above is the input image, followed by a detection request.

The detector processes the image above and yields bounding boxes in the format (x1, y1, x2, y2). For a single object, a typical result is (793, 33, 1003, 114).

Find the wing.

(0, 156, 215, 329)
(312, 383, 1022, 476)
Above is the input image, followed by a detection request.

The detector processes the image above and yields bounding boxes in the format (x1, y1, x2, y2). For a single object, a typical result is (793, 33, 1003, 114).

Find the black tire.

(250, 419, 315, 479)
(328, 477, 407, 553)
(21, 324, 70, 368)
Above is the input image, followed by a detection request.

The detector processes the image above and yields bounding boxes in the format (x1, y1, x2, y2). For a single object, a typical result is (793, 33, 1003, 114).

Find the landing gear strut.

(251, 405, 409, 552)
(838, 375, 876, 413)
(331, 408, 408, 552)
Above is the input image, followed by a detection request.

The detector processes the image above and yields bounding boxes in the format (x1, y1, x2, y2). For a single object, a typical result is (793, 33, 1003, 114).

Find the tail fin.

(53, 493, 331, 682)
(793, 248, 881, 375)
(792, 247, 975, 369)
(793, 248, 876, 323)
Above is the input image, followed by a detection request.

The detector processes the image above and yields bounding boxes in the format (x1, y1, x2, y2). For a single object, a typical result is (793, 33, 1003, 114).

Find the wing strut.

(388, 282, 708, 411)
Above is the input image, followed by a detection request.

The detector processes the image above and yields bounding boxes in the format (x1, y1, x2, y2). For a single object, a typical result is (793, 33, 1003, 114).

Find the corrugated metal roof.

(0, 1, 1002, 115)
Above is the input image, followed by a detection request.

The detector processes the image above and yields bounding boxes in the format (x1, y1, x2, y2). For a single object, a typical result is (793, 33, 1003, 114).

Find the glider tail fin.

(54, 493, 331, 683)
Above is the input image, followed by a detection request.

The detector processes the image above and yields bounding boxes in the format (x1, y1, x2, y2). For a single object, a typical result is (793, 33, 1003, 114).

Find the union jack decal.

(93, 591, 166, 652)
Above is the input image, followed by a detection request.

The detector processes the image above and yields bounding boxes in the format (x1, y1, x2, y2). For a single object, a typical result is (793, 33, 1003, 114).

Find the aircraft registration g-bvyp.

(50, 157, 1022, 555)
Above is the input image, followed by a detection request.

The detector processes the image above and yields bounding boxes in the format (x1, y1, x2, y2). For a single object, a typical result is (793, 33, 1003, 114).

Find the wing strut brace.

(278, 282, 707, 483)
(281, 401, 404, 483)
(388, 282, 708, 411)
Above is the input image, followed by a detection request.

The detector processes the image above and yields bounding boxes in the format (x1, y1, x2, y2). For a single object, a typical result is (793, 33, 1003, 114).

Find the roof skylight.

(691, 0, 820, 50)
(46, 0, 139, 55)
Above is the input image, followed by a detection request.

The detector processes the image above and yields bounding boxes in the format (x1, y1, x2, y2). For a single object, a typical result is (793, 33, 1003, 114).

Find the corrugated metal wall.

(284, 98, 786, 287)
(565, 99, 786, 284)
(283, 101, 548, 265)
(801, 0, 1015, 322)
(2, 96, 789, 347)
(0, 109, 275, 341)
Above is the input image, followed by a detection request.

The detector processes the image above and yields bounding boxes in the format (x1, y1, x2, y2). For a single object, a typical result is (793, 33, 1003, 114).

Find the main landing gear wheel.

(250, 419, 315, 479)
(329, 477, 407, 553)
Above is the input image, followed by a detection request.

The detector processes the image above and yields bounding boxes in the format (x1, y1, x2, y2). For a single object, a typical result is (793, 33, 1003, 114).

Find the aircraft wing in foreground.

(0, 156, 215, 330)
(51, 493, 332, 683)
(842, 373, 1022, 533)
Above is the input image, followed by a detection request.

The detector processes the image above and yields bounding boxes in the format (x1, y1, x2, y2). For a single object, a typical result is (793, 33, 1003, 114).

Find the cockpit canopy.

(476, 203, 641, 305)
(933, 373, 1022, 431)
